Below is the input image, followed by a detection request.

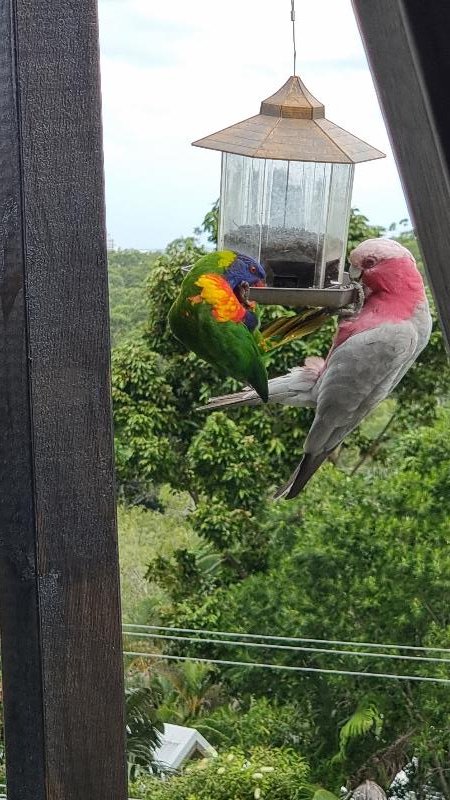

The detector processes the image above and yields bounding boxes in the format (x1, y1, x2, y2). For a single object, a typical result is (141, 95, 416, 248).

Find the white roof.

(153, 723, 217, 771)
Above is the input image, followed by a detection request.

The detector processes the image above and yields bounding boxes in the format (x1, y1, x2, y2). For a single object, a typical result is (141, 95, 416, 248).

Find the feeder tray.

(249, 283, 357, 310)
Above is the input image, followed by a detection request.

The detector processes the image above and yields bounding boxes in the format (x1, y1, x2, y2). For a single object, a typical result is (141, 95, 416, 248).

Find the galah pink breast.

(202, 239, 432, 500)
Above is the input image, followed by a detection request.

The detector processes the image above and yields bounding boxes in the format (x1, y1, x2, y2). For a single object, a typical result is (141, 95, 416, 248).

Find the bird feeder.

(192, 75, 384, 309)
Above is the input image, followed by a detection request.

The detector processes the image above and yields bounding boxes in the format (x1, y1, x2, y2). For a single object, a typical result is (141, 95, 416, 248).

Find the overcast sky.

(98, 0, 410, 250)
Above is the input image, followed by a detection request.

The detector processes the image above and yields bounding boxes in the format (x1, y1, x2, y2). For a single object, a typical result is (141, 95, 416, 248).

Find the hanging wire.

(123, 651, 450, 686)
(122, 623, 450, 656)
(121, 630, 450, 666)
(291, 0, 297, 75)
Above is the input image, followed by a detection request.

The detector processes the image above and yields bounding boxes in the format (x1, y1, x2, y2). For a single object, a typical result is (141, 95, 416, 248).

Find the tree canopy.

(110, 209, 450, 799)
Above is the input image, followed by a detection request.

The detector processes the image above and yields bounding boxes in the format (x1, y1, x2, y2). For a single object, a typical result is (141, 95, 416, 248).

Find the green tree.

(112, 205, 450, 797)
(196, 697, 313, 752)
(108, 248, 159, 345)
(129, 746, 326, 800)
(126, 686, 164, 781)
(151, 661, 225, 726)
(170, 411, 450, 795)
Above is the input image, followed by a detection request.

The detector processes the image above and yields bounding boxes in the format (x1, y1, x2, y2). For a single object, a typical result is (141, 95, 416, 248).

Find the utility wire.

(122, 630, 450, 666)
(122, 624, 450, 656)
(123, 651, 450, 686)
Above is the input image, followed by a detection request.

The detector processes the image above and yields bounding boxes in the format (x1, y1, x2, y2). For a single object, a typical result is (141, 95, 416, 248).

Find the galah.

(201, 239, 432, 499)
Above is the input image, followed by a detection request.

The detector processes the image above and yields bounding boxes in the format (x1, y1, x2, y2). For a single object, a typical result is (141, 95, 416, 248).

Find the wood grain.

(352, 0, 450, 350)
(0, 1, 127, 798)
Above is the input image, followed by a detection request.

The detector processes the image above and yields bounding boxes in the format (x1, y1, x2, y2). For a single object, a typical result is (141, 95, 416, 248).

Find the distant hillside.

(108, 248, 160, 345)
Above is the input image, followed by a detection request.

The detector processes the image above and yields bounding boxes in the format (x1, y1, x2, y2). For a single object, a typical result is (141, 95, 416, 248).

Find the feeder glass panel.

(219, 154, 265, 262)
(322, 163, 355, 286)
(219, 153, 354, 289)
(260, 160, 331, 289)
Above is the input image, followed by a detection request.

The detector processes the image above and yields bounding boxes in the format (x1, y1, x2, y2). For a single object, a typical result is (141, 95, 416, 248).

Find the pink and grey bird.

(201, 239, 432, 499)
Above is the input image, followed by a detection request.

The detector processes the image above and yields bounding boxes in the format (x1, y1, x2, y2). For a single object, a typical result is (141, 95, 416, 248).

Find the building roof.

(153, 724, 217, 772)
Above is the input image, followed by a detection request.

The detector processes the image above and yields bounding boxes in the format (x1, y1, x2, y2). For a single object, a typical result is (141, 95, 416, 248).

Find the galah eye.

(363, 256, 377, 269)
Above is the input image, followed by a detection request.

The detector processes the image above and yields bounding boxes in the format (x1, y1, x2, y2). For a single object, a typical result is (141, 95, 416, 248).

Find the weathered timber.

(352, 0, 450, 350)
(0, 1, 127, 798)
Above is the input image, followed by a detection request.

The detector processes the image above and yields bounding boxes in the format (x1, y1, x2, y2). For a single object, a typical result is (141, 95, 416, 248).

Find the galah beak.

(349, 264, 362, 281)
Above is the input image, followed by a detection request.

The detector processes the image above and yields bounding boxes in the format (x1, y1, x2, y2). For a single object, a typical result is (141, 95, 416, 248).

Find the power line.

(122, 624, 450, 655)
(122, 630, 450, 666)
(123, 650, 450, 686)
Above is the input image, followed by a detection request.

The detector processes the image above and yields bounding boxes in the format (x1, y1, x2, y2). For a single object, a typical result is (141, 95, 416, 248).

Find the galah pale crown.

(202, 238, 432, 500)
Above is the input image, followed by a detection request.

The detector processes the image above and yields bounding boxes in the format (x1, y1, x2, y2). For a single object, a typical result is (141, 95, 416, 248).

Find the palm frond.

(338, 698, 384, 760)
(125, 686, 164, 780)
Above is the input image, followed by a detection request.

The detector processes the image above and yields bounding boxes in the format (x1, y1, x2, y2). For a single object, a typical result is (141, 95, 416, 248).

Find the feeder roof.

(192, 75, 385, 164)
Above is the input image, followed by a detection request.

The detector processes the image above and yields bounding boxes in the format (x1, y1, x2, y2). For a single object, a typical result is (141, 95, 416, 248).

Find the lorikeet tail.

(261, 308, 332, 352)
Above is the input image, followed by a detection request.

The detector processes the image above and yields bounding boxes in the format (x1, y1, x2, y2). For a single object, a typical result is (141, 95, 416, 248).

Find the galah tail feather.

(201, 239, 432, 500)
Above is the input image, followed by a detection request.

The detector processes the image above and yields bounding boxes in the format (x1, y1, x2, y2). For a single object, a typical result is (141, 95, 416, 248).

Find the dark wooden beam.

(0, 1, 127, 798)
(352, 0, 450, 349)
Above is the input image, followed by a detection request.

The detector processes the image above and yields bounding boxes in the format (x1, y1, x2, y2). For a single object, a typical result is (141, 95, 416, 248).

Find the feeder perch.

(193, 75, 384, 309)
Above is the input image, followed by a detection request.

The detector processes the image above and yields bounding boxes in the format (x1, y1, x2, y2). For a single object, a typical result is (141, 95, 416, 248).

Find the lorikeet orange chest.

(168, 251, 269, 401)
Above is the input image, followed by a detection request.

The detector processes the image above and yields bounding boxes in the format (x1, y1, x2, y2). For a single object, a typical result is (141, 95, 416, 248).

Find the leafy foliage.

(195, 198, 220, 244)
(129, 746, 320, 800)
(113, 204, 450, 798)
(126, 686, 164, 781)
(151, 661, 225, 726)
(338, 699, 384, 761)
(170, 412, 450, 792)
(108, 248, 159, 345)
(117, 491, 199, 622)
(196, 697, 312, 752)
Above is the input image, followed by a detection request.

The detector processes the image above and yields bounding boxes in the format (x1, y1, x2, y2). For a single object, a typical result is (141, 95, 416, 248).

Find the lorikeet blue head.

(223, 253, 266, 291)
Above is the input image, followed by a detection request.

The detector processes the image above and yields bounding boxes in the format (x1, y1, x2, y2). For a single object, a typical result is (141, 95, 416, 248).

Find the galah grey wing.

(275, 317, 426, 500)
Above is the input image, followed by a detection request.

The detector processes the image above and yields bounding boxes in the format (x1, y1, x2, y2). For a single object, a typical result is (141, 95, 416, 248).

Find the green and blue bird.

(168, 250, 332, 403)
(169, 250, 269, 401)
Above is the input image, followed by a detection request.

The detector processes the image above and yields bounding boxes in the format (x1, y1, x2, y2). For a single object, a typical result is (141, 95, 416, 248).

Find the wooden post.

(0, 1, 127, 798)
(351, 0, 450, 350)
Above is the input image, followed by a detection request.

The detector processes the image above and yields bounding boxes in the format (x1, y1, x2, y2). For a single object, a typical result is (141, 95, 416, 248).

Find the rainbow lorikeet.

(168, 250, 331, 403)
(169, 250, 269, 401)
